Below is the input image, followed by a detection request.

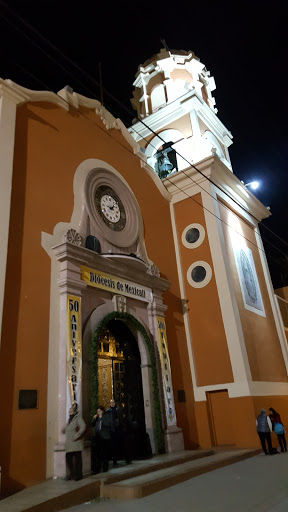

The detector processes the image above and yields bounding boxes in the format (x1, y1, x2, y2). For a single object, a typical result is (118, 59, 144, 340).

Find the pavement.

(61, 452, 288, 512)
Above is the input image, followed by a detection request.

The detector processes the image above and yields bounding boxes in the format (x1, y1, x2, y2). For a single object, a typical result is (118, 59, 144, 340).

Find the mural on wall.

(156, 316, 177, 426)
(233, 244, 265, 316)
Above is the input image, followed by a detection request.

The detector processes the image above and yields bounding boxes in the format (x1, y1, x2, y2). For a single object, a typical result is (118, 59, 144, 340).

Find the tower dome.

(131, 48, 217, 118)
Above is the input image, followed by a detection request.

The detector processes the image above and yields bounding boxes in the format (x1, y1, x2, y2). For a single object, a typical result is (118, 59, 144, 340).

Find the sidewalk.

(62, 452, 288, 512)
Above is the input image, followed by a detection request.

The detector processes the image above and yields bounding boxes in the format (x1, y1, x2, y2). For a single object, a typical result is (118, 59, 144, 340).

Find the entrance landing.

(0, 449, 259, 511)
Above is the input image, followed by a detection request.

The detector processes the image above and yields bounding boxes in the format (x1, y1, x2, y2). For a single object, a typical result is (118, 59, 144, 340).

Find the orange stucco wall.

(219, 202, 287, 382)
(174, 193, 234, 387)
(0, 101, 199, 494)
(195, 394, 288, 450)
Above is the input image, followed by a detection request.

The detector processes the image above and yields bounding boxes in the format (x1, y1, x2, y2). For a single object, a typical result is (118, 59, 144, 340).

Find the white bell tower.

(129, 48, 233, 174)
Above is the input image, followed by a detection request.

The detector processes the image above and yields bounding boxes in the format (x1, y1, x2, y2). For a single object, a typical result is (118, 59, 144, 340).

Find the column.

(148, 292, 184, 452)
(50, 244, 87, 477)
(0, 81, 27, 346)
(189, 108, 201, 138)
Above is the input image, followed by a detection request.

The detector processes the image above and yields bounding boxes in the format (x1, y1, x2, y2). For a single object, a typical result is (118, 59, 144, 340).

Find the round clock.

(85, 168, 139, 248)
(95, 186, 126, 231)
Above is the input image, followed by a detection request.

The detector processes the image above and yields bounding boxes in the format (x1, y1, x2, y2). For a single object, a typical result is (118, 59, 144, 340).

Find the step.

(0, 449, 258, 511)
(0, 478, 101, 512)
(101, 449, 259, 500)
(0, 450, 211, 512)
(102, 449, 214, 486)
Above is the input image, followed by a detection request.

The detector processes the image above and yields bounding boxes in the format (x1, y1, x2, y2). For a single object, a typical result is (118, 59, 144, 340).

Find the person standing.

(106, 399, 120, 466)
(256, 408, 273, 455)
(64, 403, 86, 480)
(269, 407, 287, 452)
(91, 405, 112, 473)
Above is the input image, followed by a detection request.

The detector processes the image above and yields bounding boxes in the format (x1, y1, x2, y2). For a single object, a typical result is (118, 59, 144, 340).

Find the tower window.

(191, 266, 206, 283)
(182, 223, 205, 249)
(151, 84, 166, 112)
(187, 261, 212, 288)
(185, 228, 200, 244)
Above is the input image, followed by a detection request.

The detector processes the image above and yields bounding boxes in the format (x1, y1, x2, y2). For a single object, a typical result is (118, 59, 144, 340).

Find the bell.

(159, 151, 173, 172)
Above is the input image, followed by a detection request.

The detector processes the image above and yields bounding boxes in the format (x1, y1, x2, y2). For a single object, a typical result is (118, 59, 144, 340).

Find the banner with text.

(156, 316, 176, 427)
(81, 266, 152, 303)
(67, 295, 82, 410)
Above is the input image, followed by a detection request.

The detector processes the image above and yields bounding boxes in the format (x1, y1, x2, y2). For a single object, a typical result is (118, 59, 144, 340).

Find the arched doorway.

(86, 310, 165, 456)
(97, 319, 148, 458)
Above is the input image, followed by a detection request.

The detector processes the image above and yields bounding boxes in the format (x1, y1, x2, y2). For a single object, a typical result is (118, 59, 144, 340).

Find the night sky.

(0, 1, 287, 287)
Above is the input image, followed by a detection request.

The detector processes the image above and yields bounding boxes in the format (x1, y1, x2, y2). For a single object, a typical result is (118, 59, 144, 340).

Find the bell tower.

(129, 49, 288, 451)
(129, 48, 233, 176)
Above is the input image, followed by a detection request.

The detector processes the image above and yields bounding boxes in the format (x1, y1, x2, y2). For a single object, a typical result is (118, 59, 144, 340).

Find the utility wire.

(1, 3, 288, 270)
(1, 0, 288, 255)
(9, 60, 288, 279)
(128, 122, 288, 261)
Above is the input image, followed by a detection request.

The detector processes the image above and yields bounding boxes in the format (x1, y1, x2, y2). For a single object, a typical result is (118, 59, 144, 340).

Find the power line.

(128, 122, 288, 262)
(1, 0, 288, 255)
(9, 61, 288, 279)
(1, 2, 288, 274)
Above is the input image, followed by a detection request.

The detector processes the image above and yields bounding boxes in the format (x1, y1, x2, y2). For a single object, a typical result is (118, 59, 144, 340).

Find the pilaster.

(148, 293, 184, 452)
(0, 81, 28, 346)
(49, 244, 87, 477)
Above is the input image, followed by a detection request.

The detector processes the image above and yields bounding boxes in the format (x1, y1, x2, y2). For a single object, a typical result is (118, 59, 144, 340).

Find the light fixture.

(241, 180, 260, 190)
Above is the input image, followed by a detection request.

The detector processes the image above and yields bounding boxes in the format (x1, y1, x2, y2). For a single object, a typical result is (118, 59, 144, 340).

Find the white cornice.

(5, 79, 69, 110)
(52, 242, 170, 292)
(0, 78, 149, 161)
(0, 79, 31, 104)
(163, 156, 271, 223)
(129, 90, 233, 146)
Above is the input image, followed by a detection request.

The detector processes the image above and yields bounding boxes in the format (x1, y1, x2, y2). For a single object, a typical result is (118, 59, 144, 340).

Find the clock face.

(95, 186, 126, 231)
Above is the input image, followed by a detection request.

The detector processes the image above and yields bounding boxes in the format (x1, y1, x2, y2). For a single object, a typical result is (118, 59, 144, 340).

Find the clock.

(85, 168, 140, 248)
(95, 186, 126, 231)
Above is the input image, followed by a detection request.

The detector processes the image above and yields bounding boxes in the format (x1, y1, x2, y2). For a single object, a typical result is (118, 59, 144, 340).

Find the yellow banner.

(67, 295, 82, 409)
(81, 265, 151, 302)
(157, 316, 176, 427)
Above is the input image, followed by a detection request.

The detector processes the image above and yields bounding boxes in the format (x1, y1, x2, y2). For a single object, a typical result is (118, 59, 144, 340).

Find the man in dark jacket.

(256, 408, 273, 455)
(91, 405, 112, 473)
(106, 399, 121, 466)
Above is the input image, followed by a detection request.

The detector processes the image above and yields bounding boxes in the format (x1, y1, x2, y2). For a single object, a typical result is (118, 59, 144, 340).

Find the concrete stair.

(101, 448, 259, 500)
(0, 449, 259, 511)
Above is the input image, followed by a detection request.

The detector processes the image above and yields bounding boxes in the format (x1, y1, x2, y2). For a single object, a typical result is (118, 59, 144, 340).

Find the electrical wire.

(1, 0, 288, 256)
(9, 61, 288, 279)
(1, 2, 288, 275)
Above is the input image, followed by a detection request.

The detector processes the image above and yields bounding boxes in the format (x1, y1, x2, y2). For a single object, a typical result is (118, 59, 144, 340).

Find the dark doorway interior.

(97, 319, 151, 459)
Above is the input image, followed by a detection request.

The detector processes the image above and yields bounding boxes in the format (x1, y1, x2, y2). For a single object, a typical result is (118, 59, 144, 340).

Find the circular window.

(191, 266, 206, 282)
(186, 228, 200, 244)
(187, 261, 212, 288)
(182, 223, 205, 249)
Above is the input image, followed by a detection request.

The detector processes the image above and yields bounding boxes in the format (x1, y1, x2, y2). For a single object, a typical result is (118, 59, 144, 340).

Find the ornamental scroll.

(156, 316, 176, 427)
(67, 295, 82, 409)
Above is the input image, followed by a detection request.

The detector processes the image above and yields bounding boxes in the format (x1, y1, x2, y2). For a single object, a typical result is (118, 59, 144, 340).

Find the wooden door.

(207, 390, 235, 446)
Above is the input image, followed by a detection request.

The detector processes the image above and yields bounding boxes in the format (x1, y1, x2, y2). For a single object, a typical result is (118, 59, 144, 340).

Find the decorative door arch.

(90, 311, 165, 453)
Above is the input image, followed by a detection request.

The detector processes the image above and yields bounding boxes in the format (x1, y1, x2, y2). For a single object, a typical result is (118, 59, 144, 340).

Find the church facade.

(1, 48, 288, 496)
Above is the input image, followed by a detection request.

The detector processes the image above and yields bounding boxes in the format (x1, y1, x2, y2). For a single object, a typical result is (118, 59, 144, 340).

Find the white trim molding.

(193, 381, 288, 401)
(0, 80, 29, 346)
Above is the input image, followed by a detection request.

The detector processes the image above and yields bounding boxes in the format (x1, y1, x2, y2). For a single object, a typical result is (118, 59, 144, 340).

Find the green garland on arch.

(90, 311, 165, 453)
